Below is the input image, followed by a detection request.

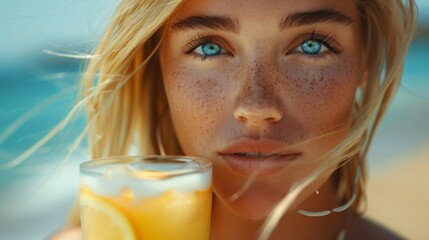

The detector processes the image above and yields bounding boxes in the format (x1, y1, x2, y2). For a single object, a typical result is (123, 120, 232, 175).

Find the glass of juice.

(79, 155, 212, 240)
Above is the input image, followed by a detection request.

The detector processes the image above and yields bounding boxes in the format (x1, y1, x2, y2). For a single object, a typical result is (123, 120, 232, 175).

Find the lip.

(219, 138, 302, 175)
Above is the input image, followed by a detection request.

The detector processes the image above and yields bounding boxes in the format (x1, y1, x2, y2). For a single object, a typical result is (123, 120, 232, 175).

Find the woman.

(51, 0, 416, 239)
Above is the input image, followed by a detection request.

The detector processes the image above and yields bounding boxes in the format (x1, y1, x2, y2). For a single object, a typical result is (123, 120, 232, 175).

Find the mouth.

(219, 138, 302, 175)
(233, 152, 280, 158)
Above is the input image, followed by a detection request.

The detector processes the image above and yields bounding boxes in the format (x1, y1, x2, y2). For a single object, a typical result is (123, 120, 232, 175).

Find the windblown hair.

(13, 0, 416, 238)
(262, 1, 416, 237)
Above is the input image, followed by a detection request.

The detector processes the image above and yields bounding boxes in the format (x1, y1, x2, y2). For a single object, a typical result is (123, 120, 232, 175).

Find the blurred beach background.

(0, 1, 428, 239)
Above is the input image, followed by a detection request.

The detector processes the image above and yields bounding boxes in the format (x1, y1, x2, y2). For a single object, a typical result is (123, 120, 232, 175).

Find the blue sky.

(0, 0, 119, 61)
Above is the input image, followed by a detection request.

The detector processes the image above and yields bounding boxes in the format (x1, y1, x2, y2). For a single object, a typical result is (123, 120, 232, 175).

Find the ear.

(359, 68, 368, 88)
(358, 57, 369, 89)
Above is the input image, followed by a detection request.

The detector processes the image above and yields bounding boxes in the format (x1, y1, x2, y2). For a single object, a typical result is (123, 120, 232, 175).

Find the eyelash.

(299, 31, 341, 54)
(184, 31, 342, 60)
(185, 35, 213, 54)
(185, 35, 226, 60)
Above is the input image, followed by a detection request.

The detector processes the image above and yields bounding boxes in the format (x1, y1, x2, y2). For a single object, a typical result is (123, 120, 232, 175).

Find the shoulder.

(346, 214, 405, 240)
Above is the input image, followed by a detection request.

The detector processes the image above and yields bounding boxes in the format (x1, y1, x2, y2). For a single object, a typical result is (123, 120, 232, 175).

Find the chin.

(215, 180, 289, 221)
(228, 197, 274, 221)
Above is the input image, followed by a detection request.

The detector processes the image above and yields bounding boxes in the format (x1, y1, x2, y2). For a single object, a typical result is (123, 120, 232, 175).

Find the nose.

(233, 64, 283, 125)
(234, 106, 283, 125)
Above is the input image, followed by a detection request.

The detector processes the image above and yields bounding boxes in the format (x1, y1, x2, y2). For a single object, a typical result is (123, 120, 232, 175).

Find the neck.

(210, 178, 346, 240)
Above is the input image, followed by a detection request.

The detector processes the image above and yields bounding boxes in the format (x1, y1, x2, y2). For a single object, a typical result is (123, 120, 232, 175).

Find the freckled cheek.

(163, 70, 227, 155)
(281, 62, 359, 129)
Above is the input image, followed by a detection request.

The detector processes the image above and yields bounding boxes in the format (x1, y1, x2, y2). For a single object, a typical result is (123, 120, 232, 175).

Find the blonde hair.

(5, 0, 416, 238)
(262, 1, 416, 236)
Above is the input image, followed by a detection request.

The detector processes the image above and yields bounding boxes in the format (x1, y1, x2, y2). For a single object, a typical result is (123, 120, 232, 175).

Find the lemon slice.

(80, 192, 136, 240)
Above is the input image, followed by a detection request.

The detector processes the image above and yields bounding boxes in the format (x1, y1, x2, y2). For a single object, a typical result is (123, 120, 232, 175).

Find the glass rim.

(79, 155, 212, 179)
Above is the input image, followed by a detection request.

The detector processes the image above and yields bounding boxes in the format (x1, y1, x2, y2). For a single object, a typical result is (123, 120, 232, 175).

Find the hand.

(49, 228, 82, 240)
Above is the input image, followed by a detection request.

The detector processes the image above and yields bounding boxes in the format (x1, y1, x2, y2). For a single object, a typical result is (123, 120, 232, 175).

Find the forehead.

(173, 0, 358, 24)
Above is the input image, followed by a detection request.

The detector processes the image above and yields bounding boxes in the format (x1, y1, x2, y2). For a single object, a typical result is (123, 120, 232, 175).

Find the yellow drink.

(79, 156, 212, 240)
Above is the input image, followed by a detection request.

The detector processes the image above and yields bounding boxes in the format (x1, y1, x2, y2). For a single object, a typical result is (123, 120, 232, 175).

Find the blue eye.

(300, 40, 323, 55)
(194, 43, 223, 57)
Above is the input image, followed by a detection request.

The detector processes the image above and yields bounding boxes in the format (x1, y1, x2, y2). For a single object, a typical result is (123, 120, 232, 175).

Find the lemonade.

(79, 156, 212, 240)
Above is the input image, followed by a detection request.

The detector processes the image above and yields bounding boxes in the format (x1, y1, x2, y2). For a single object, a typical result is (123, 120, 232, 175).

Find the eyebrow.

(280, 9, 353, 29)
(170, 9, 352, 33)
(171, 15, 239, 33)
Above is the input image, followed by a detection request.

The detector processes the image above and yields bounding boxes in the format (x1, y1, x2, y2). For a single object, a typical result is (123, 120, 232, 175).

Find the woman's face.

(160, 0, 362, 219)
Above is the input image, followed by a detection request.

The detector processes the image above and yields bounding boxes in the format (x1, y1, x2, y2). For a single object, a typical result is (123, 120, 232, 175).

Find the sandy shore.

(365, 142, 429, 240)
